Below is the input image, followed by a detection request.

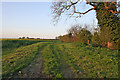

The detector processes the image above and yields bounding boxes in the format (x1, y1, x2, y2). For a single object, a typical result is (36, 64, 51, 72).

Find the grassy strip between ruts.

(58, 42, 119, 78)
(42, 44, 63, 78)
(2, 42, 48, 77)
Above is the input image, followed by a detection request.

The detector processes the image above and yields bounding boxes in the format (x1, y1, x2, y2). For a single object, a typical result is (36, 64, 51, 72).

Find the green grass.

(2, 40, 119, 78)
(42, 44, 63, 78)
(58, 42, 119, 78)
(2, 42, 48, 76)
(2, 39, 41, 55)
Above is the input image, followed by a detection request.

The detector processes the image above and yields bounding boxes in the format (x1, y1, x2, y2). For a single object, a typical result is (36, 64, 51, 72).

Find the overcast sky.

(2, 2, 97, 39)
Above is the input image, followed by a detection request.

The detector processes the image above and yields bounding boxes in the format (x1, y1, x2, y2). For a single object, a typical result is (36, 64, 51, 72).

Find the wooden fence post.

(88, 40, 90, 44)
(108, 42, 114, 49)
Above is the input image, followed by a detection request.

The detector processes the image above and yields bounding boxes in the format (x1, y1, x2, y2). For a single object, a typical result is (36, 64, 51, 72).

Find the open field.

(1, 39, 119, 78)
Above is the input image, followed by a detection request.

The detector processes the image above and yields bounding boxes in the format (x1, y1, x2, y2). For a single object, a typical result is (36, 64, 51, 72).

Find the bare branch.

(73, 5, 95, 15)
(51, 0, 120, 24)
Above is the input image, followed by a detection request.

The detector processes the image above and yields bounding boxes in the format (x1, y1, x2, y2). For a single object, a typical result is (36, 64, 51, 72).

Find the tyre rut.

(8, 43, 48, 78)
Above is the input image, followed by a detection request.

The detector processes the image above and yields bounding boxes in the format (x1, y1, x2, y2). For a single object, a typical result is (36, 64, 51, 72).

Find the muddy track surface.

(4, 44, 48, 78)
(3, 44, 75, 78)
(57, 47, 75, 78)
(8, 53, 46, 78)
(13, 53, 45, 78)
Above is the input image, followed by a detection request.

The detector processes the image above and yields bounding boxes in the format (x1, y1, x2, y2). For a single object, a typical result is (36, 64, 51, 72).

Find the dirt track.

(4, 44, 75, 78)
(7, 51, 47, 78)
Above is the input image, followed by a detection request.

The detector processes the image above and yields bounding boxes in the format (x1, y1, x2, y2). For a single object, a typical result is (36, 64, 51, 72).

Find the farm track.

(4, 43, 76, 78)
(13, 53, 44, 78)
(50, 44, 75, 78)
(2, 41, 119, 78)
(43, 44, 75, 78)
(57, 48, 75, 78)
(4, 42, 49, 78)
(18, 43, 50, 78)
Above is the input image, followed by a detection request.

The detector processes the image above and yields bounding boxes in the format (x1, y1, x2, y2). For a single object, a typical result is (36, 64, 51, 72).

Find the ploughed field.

(1, 39, 119, 78)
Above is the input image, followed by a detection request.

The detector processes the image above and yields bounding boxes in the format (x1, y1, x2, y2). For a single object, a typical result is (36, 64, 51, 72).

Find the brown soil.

(8, 52, 47, 78)
(58, 50, 75, 78)
(3, 45, 75, 78)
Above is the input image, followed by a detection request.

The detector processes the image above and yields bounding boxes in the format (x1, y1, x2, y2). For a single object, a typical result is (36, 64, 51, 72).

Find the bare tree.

(51, 0, 120, 24)
(68, 25, 81, 37)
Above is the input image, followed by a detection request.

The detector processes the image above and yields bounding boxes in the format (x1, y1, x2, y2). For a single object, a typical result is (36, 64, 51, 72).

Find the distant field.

(2, 39, 57, 55)
(2, 39, 40, 55)
(1, 39, 119, 78)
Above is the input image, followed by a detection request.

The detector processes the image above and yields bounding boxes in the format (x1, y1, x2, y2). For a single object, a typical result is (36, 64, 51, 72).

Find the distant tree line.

(19, 37, 40, 39)
(56, 25, 93, 43)
(56, 22, 119, 50)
